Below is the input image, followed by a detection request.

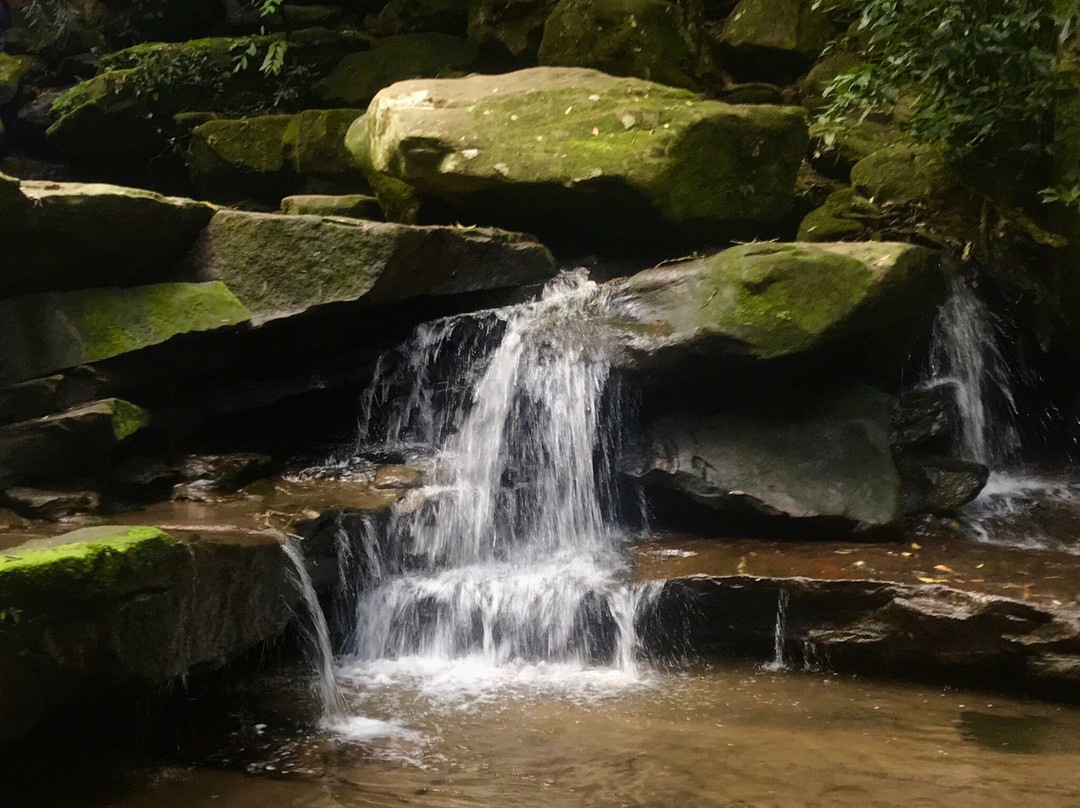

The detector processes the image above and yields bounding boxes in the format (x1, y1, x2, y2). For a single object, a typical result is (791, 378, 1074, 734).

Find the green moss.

(189, 115, 294, 177)
(722, 0, 834, 58)
(797, 187, 870, 241)
(0, 527, 180, 608)
(850, 142, 953, 204)
(0, 53, 45, 106)
(108, 399, 150, 442)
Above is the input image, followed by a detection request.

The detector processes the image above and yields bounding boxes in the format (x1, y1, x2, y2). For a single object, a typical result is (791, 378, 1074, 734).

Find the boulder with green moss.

(358, 67, 807, 253)
(796, 187, 877, 241)
(185, 109, 367, 203)
(0, 524, 295, 743)
(809, 118, 912, 181)
(0, 399, 148, 485)
(0, 283, 252, 385)
(538, 0, 709, 90)
(47, 30, 372, 160)
(625, 383, 902, 527)
(468, 0, 559, 58)
(345, 113, 427, 222)
(850, 142, 954, 205)
(719, 0, 835, 82)
(192, 209, 557, 322)
(2, 182, 214, 299)
(0, 53, 45, 107)
(606, 241, 942, 366)
(318, 33, 478, 106)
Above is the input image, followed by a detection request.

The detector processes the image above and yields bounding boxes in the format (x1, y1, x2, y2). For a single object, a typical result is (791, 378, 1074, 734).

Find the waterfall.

(925, 278, 1019, 468)
(762, 589, 789, 672)
(282, 539, 347, 718)
(338, 271, 652, 691)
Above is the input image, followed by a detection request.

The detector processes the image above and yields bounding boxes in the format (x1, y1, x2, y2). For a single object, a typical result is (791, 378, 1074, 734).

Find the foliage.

(820, 0, 1080, 162)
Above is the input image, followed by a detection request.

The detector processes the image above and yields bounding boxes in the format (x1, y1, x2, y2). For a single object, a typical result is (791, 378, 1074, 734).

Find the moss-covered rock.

(809, 117, 911, 181)
(280, 193, 383, 219)
(345, 113, 426, 222)
(850, 142, 955, 205)
(47, 30, 372, 160)
(2, 182, 215, 299)
(360, 67, 808, 253)
(627, 383, 902, 526)
(468, 0, 559, 58)
(797, 187, 876, 242)
(186, 109, 368, 203)
(0, 283, 252, 385)
(191, 209, 557, 322)
(719, 0, 835, 82)
(318, 34, 478, 107)
(0, 400, 149, 485)
(369, 0, 471, 35)
(608, 241, 942, 364)
(0, 524, 296, 743)
(0, 53, 46, 107)
(538, 0, 707, 90)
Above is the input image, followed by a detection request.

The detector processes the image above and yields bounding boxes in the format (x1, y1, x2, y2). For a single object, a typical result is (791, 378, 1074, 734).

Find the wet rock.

(718, 0, 834, 83)
(186, 109, 368, 204)
(373, 465, 423, 489)
(0, 282, 251, 385)
(2, 487, 101, 521)
(897, 453, 988, 515)
(0, 399, 148, 486)
(0, 181, 214, 299)
(173, 453, 275, 500)
(191, 209, 557, 322)
(358, 67, 807, 253)
(626, 383, 902, 527)
(0, 525, 295, 743)
(318, 33, 478, 107)
(468, 0, 559, 58)
(280, 193, 383, 219)
(538, 0, 709, 90)
(891, 382, 962, 453)
(607, 241, 942, 366)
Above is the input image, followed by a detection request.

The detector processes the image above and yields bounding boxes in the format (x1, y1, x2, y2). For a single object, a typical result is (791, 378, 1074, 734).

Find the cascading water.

(337, 271, 655, 696)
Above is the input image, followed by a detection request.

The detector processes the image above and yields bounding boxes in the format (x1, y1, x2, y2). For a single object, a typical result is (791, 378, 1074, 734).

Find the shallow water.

(26, 665, 1080, 808)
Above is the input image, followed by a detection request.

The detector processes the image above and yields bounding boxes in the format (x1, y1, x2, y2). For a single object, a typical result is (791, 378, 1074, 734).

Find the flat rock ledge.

(642, 574, 1080, 696)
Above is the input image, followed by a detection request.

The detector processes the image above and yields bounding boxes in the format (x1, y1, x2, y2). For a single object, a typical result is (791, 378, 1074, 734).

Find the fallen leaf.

(917, 577, 948, 584)
(901, 552, 912, 558)
(834, 550, 854, 555)
(976, 563, 985, 569)
(934, 565, 954, 573)
(911, 543, 922, 550)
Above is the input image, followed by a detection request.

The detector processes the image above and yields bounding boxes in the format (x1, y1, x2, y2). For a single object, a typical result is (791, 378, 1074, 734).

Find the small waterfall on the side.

(762, 589, 789, 672)
(282, 539, 347, 718)
(338, 271, 655, 695)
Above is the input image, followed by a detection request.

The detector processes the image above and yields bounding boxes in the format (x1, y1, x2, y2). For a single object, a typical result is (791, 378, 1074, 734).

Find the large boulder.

(358, 67, 808, 253)
(719, 0, 834, 82)
(1, 182, 214, 299)
(626, 383, 902, 527)
(538, 0, 708, 90)
(191, 209, 558, 322)
(0, 525, 294, 743)
(369, 0, 471, 35)
(0, 53, 45, 107)
(606, 241, 942, 366)
(318, 33, 479, 107)
(468, 0, 559, 58)
(0, 399, 148, 485)
(0, 283, 252, 385)
(185, 109, 368, 203)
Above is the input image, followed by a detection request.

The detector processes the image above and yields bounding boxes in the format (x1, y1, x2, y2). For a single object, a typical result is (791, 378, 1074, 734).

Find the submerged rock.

(0, 399, 148, 485)
(357, 67, 807, 253)
(0, 524, 295, 743)
(192, 209, 557, 322)
(0, 282, 252, 385)
(538, 0, 708, 90)
(608, 241, 941, 366)
(1, 182, 214, 299)
(627, 383, 902, 527)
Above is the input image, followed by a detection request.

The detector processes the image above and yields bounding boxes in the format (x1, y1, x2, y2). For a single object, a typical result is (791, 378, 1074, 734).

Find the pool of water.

(14, 664, 1080, 808)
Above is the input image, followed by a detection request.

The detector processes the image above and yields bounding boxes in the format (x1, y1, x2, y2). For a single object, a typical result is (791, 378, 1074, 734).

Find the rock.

(318, 33, 478, 107)
(897, 453, 989, 514)
(173, 453, 275, 500)
(719, 0, 834, 82)
(627, 383, 902, 527)
(369, 0, 471, 35)
(280, 193, 383, 219)
(468, 0, 559, 58)
(607, 241, 941, 366)
(0, 282, 252, 385)
(46, 30, 372, 160)
(373, 465, 423, 489)
(0, 171, 31, 227)
(359, 67, 807, 253)
(796, 186, 873, 242)
(0, 376, 64, 427)
(0, 525, 295, 743)
(185, 109, 368, 203)
(2, 488, 101, 521)
(345, 113, 427, 222)
(1, 182, 215, 300)
(538, 0, 707, 90)
(0, 399, 148, 485)
(850, 142, 954, 205)
(0, 53, 45, 107)
(191, 209, 557, 322)
(809, 118, 909, 181)
(891, 382, 962, 453)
